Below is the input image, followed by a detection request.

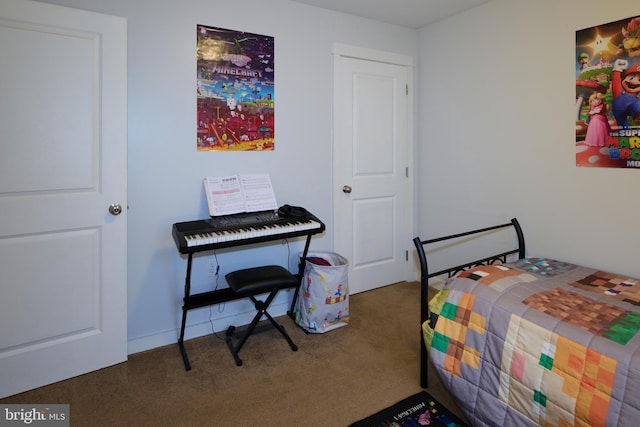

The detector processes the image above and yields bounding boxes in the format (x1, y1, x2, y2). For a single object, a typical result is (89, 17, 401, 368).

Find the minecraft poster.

(196, 25, 274, 151)
(576, 15, 640, 168)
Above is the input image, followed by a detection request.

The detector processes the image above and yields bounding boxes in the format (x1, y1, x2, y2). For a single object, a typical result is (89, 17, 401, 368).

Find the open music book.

(204, 174, 278, 217)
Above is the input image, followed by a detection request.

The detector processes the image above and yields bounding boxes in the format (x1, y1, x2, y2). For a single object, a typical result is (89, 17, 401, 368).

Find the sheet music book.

(204, 174, 278, 217)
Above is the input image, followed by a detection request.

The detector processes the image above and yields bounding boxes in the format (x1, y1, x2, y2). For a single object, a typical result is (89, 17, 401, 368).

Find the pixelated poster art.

(196, 25, 274, 151)
(576, 15, 640, 168)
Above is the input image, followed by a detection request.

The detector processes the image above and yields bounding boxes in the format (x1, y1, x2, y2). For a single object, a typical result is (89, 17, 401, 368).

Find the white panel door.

(333, 46, 413, 294)
(0, 0, 127, 398)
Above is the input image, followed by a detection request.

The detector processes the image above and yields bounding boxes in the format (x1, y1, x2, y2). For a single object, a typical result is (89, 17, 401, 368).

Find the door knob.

(109, 203, 123, 215)
(342, 185, 352, 194)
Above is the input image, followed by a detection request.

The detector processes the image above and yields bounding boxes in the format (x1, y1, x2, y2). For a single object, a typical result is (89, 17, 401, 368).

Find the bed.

(413, 219, 640, 426)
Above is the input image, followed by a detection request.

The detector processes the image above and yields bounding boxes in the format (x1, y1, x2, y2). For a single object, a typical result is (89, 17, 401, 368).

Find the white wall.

(417, 0, 640, 279)
(34, 0, 417, 353)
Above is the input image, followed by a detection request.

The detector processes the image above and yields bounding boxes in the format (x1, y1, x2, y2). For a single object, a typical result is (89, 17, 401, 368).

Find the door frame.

(331, 43, 417, 284)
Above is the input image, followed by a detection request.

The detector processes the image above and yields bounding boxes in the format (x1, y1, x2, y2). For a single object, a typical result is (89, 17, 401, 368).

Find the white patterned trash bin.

(295, 252, 349, 333)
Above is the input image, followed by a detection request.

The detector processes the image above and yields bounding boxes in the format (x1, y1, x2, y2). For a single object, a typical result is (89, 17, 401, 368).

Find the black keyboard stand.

(175, 225, 321, 371)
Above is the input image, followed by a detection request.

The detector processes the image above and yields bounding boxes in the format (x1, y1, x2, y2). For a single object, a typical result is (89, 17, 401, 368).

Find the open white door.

(333, 45, 414, 294)
(0, 0, 128, 398)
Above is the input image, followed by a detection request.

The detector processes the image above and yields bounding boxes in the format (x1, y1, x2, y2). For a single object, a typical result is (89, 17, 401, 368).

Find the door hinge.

(406, 84, 408, 95)
(406, 250, 408, 261)
(406, 167, 409, 178)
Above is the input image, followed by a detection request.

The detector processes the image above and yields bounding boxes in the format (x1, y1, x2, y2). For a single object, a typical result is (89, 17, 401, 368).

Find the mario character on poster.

(576, 15, 640, 168)
(196, 25, 274, 151)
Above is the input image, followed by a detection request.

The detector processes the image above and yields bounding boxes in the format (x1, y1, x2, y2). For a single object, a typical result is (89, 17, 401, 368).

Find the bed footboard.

(412, 218, 525, 388)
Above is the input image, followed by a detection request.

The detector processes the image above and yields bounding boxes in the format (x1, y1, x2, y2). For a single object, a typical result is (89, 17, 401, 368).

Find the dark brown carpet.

(1, 281, 467, 426)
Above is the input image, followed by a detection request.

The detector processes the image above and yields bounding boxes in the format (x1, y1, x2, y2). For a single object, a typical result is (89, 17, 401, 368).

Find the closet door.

(333, 45, 414, 294)
(0, 0, 127, 398)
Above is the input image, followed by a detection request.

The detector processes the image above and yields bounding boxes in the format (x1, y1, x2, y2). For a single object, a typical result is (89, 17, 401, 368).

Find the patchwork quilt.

(424, 258, 640, 427)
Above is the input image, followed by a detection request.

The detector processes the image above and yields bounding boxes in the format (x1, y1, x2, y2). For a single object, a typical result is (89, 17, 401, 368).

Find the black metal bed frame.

(412, 218, 526, 388)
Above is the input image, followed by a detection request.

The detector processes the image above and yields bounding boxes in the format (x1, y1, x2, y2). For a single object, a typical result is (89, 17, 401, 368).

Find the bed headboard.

(413, 218, 525, 285)
(412, 217, 525, 388)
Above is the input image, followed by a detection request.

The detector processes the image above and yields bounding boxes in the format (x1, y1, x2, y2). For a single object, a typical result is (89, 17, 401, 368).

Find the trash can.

(295, 252, 349, 333)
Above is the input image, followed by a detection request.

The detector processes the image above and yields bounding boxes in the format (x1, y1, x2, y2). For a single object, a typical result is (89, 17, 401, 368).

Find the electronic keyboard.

(172, 208, 325, 254)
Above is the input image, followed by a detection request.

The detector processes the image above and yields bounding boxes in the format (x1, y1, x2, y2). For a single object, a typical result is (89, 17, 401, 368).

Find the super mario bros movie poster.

(196, 25, 274, 151)
(576, 16, 640, 168)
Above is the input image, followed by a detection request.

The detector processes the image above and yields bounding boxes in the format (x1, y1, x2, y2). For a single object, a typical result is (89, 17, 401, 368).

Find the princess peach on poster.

(584, 92, 611, 147)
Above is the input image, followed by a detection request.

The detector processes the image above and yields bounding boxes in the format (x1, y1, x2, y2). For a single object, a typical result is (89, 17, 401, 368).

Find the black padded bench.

(224, 265, 299, 366)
